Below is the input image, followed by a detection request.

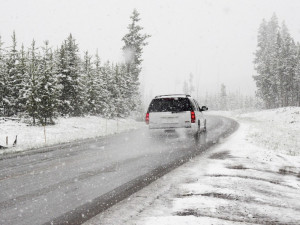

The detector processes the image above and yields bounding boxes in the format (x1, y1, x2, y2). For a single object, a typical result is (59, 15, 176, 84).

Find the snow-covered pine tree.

(94, 51, 108, 115)
(119, 63, 131, 117)
(291, 42, 299, 106)
(122, 9, 150, 113)
(5, 31, 20, 116)
(57, 34, 84, 116)
(17, 44, 29, 115)
(112, 63, 132, 118)
(82, 51, 97, 114)
(26, 40, 40, 125)
(295, 43, 300, 106)
(280, 22, 297, 106)
(55, 44, 67, 115)
(0, 36, 7, 116)
(275, 31, 284, 107)
(101, 61, 115, 118)
(254, 14, 280, 108)
(115, 62, 134, 117)
(110, 63, 122, 118)
(267, 14, 280, 108)
(254, 19, 269, 107)
(254, 14, 300, 108)
(38, 41, 59, 124)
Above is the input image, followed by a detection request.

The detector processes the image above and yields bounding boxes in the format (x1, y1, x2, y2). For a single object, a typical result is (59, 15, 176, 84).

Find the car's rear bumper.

(148, 123, 197, 131)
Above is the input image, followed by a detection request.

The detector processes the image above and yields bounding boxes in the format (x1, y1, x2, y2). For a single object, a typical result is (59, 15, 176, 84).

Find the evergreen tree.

(254, 14, 300, 108)
(280, 22, 297, 106)
(82, 51, 97, 114)
(122, 9, 150, 112)
(57, 34, 84, 116)
(94, 51, 108, 115)
(38, 41, 59, 124)
(295, 44, 300, 106)
(0, 22, 153, 122)
(119, 63, 131, 116)
(26, 40, 40, 125)
(0, 36, 7, 116)
(266, 14, 280, 108)
(17, 44, 29, 114)
(5, 31, 19, 116)
(101, 61, 114, 118)
(110, 63, 121, 118)
(253, 19, 269, 107)
(55, 44, 67, 115)
(112, 63, 130, 117)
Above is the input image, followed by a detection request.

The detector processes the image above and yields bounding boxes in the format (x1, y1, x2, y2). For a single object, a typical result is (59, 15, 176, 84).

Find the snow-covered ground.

(85, 107, 300, 225)
(210, 107, 300, 156)
(0, 116, 144, 155)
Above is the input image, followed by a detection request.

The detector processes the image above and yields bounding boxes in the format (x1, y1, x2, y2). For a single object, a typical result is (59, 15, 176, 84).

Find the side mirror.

(201, 106, 208, 111)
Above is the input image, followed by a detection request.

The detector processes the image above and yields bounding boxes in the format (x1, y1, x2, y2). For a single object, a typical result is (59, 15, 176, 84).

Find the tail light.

(191, 111, 195, 123)
(145, 113, 149, 124)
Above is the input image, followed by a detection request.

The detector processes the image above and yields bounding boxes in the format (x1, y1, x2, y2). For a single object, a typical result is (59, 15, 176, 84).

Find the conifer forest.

(0, 9, 150, 125)
(254, 14, 300, 108)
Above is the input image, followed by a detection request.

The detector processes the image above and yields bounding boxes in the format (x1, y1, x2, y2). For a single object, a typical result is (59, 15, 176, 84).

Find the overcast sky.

(1, 0, 300, 102)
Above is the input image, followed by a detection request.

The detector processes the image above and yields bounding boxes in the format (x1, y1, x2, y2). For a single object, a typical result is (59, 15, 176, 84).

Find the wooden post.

(13, 135, 17, 147)
(44, 125, 47, 144)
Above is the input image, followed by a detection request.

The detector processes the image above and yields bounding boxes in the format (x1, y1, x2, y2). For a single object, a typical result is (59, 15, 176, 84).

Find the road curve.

(0, 115, 238, 225)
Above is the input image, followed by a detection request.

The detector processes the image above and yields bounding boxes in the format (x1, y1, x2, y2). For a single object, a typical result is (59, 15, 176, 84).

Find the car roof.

(154, 94, 191, 99)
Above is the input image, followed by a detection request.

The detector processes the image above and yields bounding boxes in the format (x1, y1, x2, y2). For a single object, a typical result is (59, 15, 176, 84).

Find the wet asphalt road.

(0, 115, 238, 225)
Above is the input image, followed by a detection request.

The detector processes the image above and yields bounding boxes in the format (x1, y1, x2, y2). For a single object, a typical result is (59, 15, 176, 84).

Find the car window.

(193, 99, 200, 111)
(148, 98, 193, 112)
(188, 99, 197, 111)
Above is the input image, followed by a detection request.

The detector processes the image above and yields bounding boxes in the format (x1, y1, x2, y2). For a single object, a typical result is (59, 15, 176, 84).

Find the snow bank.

(238, 107, 300, 156)
(208, 107, 300, 156)
(0, 116, 145, 155)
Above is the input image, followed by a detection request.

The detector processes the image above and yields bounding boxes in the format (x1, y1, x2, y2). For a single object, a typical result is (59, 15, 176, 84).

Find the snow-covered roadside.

(85, 107, 300, 225)
(0, 116, 145, 155)
(209, 107, 300, 156)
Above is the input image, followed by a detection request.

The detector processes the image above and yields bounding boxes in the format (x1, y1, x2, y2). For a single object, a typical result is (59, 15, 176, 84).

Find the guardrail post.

(6, 136, 8, 146)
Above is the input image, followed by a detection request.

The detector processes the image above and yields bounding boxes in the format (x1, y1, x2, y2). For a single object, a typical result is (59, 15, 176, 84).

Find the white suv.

(145, 94, 208, 134)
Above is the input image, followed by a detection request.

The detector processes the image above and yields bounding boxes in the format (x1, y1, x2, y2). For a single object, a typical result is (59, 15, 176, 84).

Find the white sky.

(1, 0, 300, 101)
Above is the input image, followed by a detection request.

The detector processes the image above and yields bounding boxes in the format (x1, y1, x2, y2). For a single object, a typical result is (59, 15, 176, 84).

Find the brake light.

(146, 113, 149, 124)
(191, 111, 196, 123)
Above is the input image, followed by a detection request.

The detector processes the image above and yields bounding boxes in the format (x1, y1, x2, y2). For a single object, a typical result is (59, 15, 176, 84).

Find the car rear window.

(148, 98, 193, 112)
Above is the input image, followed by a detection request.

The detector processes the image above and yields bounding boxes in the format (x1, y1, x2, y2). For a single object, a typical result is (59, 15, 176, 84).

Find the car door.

(193, 99, 204, 129)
